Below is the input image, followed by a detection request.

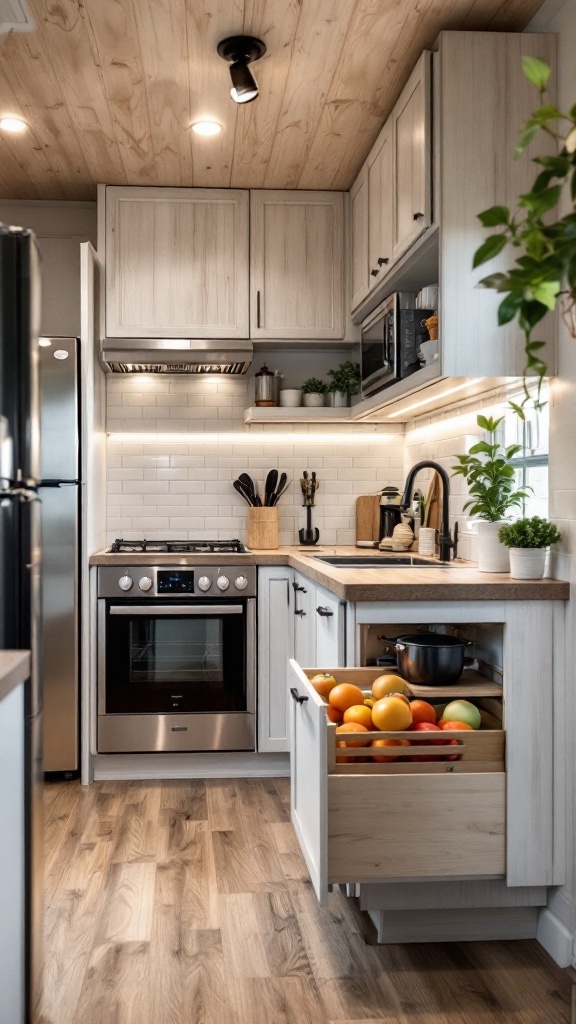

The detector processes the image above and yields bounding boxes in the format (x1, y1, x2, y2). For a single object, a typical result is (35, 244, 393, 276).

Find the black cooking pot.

(378, 633, 474, 686)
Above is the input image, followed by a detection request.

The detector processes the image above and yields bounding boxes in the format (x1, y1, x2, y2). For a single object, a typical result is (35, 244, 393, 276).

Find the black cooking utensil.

(233, 479, 254, 506)
(270, 472, 288, 506)
(264, 469, 278, 506)
(238, 473, 261, 506)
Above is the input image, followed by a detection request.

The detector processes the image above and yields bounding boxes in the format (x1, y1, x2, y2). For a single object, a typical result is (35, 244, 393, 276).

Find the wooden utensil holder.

(247, 506, 279, 550)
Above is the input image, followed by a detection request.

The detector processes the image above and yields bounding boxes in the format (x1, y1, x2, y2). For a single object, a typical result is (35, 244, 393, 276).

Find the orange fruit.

(409, 700, 437, 726)
(327, 705, 343, 724)
(387, 691, 410, 706)
(335, 722, 370, 747)
(335, 721, 370, 762)
(370, 738, 411, 762)
(310, 672, 338, 698)
(438, 719, 473, 731)
(372, 674, 408, 700)
(371, 696, 413, 731)
(343, 704, 373, 730)
(329, 683, 365, 713)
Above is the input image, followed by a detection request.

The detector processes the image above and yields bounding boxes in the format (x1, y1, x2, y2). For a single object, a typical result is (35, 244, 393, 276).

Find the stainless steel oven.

(97, 565, 256, 752)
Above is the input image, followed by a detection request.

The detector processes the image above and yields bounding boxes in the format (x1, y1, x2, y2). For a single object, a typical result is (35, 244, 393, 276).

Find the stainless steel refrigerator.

(0, 224, 44, 1022)
(38, 336, 80, 776)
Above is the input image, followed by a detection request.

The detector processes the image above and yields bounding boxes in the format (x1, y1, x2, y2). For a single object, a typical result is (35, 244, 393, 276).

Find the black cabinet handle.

(370, 268, 379, 277)
(316, 606, 333, 617)
(256, 289, 261, 328)
(413, 212, 424, 220)
(377, 257, 389, 266)
(294, 608, 306, 617)
(290, 687, 308, 704)
(292, 581, 306, 593)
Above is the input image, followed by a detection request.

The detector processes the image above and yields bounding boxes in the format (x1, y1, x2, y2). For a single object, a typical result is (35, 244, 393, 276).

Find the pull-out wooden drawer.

(289, 661, 505, 904)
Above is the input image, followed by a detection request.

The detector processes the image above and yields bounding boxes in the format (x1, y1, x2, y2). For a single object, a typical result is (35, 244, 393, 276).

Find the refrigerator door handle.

(0, 487, 40, 503)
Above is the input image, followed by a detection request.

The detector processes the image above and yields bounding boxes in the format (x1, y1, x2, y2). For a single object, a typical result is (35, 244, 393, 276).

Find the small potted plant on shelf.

(300, 377, 328, 408)
(498, 517, 561, 579)
(452, 414, 529, 572)
(326, 361, 361, 407)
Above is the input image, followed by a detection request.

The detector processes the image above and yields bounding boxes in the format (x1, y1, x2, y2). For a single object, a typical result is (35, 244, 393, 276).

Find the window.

(503, 388, 549, 518)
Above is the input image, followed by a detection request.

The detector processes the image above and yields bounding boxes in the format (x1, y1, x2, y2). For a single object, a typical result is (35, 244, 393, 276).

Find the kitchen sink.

(313, 555, 455, 568)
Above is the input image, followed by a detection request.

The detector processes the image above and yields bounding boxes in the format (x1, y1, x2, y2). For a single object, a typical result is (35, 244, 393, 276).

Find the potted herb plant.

(326, 361, 361, 407)
(498, 517, 561, 579)
(300, 377, 327, 408)
(452, 414, 529, 572)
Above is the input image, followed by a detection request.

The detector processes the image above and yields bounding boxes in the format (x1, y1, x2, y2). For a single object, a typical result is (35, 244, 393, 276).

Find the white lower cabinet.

(257, 568, 293, 753)
(314, 584, 346, 666)
(257, 568, 346, 753)
(0, 683, 25, 1022)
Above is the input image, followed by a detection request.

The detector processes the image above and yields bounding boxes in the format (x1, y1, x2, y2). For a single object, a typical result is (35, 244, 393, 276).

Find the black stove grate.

(109, 538, 247, 554)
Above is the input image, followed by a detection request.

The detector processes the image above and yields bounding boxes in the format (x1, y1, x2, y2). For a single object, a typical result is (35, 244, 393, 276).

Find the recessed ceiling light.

(0, 116, 28, 133)
(38, 338, 52, 347)
(190, 120, 223, 137)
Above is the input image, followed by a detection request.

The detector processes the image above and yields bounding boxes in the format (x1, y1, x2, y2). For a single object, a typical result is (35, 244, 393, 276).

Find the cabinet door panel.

(315, 588, 345, 667)
(251, 191, 344, 339)
(368, 123, 394, 289)
(393, 53, 432, 262)
(105, 186, 249, 339)
(257, 568, 293, 752)
(350, 167, 370, 310)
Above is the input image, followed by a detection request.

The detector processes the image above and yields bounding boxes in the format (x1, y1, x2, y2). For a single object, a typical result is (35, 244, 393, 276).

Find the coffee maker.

(379, 486, 403, 542)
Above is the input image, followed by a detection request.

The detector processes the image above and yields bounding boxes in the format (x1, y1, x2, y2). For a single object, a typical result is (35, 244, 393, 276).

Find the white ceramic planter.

(476, 520, 510, 573)
(508, 547, 547, 580)
(279, 389, 302, 408)
(302, 392, 325, 408)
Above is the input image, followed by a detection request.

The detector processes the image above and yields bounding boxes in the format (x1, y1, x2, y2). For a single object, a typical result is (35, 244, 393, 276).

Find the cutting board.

(423, 472, 442, 540)
(355, 494, 380, 543)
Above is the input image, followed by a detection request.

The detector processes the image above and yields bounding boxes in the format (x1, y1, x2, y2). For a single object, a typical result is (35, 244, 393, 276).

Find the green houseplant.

(326, 361, 361, 407)
(452, 413, 529, 572)
(300, 376, 327, 408)
(473, 56, 576, 416)
(498, 516, 561, 579)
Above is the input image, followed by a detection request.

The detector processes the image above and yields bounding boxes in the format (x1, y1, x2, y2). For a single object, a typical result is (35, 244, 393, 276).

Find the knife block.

(246, 507, 279, 550)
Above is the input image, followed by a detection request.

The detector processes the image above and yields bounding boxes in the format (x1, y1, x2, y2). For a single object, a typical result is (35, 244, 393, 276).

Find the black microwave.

(360, 292, 434, 397)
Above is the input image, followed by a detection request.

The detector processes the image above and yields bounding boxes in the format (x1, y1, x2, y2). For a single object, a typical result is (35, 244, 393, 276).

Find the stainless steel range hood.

(100, 338, 253, 374)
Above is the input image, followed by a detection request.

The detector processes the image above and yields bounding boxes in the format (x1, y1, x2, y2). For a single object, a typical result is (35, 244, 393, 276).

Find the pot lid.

(255, 363, 273, 377)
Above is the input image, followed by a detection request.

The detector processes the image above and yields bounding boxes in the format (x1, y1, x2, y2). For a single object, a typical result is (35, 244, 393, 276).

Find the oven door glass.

(104, 601, 247, 714)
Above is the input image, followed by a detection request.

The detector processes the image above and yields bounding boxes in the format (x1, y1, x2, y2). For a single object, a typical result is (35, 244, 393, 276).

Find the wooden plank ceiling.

(0, 0, 545, 200)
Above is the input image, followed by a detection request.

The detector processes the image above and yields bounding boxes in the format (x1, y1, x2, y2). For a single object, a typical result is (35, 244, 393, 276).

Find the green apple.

(441, 699, 481, 730)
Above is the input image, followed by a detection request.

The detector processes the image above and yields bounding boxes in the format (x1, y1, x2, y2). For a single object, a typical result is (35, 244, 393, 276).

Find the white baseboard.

(537, 907, 574, 967)
(93, 751, 290, 780)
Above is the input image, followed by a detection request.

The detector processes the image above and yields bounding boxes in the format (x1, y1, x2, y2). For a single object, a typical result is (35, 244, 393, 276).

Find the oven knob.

(198, 576, 211, 592)
(118, 574, 133, 591)
(216, 575, 230, 591)
(139, 576, 153, 592)
(235, 575, 248, 591)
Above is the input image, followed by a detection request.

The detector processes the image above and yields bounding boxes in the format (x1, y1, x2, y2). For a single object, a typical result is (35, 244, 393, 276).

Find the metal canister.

(255, 364, 281, 406)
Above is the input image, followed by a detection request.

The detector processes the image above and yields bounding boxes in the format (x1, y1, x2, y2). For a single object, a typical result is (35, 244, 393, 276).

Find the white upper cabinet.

(103, 186, 250, 339)
(250, 190, 345, 340)
(392, 52, 432, 262)
(350, 166, 370, 310)
(368, 122, 395, 285)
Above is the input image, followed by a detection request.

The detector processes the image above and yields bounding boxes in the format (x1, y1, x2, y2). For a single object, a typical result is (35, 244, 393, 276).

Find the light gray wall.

(0, 200, 96, 337)
(527, 0, 576, 967)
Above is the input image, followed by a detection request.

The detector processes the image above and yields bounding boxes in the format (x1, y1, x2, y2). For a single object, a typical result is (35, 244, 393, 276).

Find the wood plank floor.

(39, 778, 571, 1024)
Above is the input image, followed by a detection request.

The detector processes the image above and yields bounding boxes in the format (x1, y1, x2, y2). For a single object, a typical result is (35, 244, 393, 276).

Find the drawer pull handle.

(316, 606, 333, 617)
(294, 609, 306, 617)
(290, 687, 308, 704)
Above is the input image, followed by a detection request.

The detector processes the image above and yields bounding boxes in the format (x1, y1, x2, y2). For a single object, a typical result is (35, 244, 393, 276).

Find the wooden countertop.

(0, 650, 30, 703)
(89, 546, 570, 602)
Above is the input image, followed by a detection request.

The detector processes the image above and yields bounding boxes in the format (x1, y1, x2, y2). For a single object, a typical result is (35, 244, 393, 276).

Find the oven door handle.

(109, 605, 244, 616)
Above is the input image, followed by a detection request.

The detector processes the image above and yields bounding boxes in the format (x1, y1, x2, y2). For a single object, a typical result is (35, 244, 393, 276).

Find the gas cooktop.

(108, 538, 248, 554)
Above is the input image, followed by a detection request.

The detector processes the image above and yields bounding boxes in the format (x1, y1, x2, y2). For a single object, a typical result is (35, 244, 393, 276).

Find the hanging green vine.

(473, 56, 576, 418)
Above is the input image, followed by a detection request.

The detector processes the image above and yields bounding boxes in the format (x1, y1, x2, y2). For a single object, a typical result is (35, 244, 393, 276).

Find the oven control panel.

(98, 564, 257, 599)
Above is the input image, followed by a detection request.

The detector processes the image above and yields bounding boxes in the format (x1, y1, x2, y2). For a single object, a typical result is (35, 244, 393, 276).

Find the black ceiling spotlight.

(217, 35, 266, 104)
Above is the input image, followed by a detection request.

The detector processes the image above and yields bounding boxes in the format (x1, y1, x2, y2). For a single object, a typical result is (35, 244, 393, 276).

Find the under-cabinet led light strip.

(386, 379, 487, 418)
(107, 431, 399, 445)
